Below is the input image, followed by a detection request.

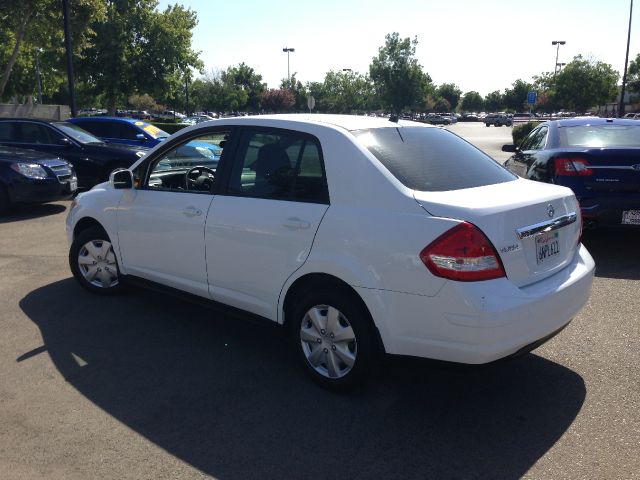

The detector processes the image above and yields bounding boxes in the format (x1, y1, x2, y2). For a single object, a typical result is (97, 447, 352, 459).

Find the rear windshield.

(352, 126, 515, 192)
(559, 124, 640, 148)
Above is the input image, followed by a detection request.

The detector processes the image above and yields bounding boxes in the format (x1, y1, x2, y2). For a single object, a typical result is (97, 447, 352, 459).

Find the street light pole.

(556, 62, 566, 73)
(619, 0, 634, 118)
(282, 47, 295, 84)
(552, 40, 566, 81)
(62, 0, 77, 117)
(35, 48, 43, 104)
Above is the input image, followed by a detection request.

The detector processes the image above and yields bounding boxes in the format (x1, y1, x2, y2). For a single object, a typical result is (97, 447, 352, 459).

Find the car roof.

(193, 114, 433, 132)
(70, 116, 145, 124)
(550, 117, 639, 128)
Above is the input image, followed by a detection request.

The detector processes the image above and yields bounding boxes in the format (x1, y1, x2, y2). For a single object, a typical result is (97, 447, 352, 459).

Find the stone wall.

(0, 104, 71, 120)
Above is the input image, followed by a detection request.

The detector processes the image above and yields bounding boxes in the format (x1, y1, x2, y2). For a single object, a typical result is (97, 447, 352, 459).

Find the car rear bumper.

(579, 195, 640, 227)
(358, 243, 595, 364)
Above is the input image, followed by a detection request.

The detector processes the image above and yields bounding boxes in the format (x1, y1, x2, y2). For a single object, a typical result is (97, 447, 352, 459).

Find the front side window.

(353, 126, 515, 192)
(53, 122, 104, 144)
(144, 130, 229, 193)
(17, 123, 60, 144)
(227, 129, 329, 203)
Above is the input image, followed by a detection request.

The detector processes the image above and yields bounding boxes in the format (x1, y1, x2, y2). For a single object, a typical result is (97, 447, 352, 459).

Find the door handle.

(182, 206, 202, 217)
(283, 217, 311, 230)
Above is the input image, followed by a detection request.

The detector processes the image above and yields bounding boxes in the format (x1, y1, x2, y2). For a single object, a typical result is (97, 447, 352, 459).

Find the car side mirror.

(135, 133, 146, 141)
(110, 168, 133, 189)
(502, 144, 518, 153)
(58, 137, 72, 147)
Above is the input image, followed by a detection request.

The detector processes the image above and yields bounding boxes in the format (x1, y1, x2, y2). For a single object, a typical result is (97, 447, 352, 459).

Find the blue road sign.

(527, 91, 537, 104)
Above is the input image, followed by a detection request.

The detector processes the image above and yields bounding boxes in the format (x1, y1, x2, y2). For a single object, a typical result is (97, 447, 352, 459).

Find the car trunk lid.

(414, 178, 581, 287)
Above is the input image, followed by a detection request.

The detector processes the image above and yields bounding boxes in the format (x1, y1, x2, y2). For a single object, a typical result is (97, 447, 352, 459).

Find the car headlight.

(10, 163, 49, 179)
(135, 151, 146, 158)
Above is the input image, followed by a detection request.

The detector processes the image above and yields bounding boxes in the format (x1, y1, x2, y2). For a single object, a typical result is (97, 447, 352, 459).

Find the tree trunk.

(0, 9, 34, 99)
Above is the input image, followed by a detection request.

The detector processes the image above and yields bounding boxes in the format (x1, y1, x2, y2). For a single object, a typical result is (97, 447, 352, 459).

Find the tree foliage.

(0, 0, 105, 100)
(554, 55, 619, 112)
(77, 0, 202, 113)
(503, 79, 532, 112)
(261, 88, 294, 112)
(460, 91, 483, 112)
(627, 53, 640, 95)
(483, 90, 504, 112)
(369, 32, 432, 113)
(436, 83, 462, 111)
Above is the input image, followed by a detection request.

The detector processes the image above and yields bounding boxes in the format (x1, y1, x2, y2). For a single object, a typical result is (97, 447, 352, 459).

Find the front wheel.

(69, 227, 121, 295)
(290, 288, 375, 390)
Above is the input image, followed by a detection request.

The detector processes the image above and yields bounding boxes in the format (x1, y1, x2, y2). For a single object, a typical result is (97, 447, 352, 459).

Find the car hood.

(0, 146, 69, 165)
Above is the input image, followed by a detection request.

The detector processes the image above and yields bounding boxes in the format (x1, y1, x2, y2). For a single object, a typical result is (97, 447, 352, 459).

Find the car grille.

(48, 163, 74, 183)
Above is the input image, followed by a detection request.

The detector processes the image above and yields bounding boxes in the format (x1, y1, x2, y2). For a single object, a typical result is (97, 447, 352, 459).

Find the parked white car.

(66, 114, 595, 389)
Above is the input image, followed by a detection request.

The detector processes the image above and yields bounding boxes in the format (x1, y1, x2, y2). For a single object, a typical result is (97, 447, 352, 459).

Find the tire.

(69, 226, 122, 295)
(289, 287, 375, 390)
(485, 123, 491, 127)
(0, 185, 9, 214)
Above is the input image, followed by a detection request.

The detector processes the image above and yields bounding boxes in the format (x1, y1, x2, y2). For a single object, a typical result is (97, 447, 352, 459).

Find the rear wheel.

(69, 227, 121, 295)
(289, 287, 375, 390)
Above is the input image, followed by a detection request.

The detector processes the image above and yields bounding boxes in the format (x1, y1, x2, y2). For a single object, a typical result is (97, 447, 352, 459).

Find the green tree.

(483, 90, 504, 112)
(224, 63, 265, 111)
(281, 73, 308, 111)
(78, 0, 202, 114)
(627, 53, 640, 95)
(0, 0, 104, 100)
(436, 83, 462, 111)
(319, 70, 376, 113)
(460, 91, 483, 112)
(503, 79, 532, 112)
(554, 55, 619, 112)
(369, 32, 432, 113)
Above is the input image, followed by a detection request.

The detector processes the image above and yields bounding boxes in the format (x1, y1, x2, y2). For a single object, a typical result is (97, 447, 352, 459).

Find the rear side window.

(559, 124, 640, 147)
(353, 127, 516, 192)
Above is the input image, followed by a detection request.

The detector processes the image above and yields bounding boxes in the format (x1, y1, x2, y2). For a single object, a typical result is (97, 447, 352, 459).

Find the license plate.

(536, 230, 561, 264)
(68, 180, 77, 192)
(622, 210, 640, 225)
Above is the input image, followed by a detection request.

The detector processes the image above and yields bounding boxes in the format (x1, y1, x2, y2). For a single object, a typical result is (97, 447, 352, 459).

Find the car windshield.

(139, 123, 169, 140)
(352, 126, 516, 192)
(53, 122, 104, 144)
(559, 124, 640, 148)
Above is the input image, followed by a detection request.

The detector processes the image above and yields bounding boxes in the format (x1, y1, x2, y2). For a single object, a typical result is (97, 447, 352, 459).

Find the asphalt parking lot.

(0, 122, 638, 480)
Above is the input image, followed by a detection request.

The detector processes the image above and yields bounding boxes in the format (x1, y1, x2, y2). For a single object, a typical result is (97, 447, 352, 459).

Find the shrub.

(512, 121, 542, 146)
(150, 122, 186, 134)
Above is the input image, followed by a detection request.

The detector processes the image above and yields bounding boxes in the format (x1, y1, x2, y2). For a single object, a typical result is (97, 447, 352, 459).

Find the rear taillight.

(554, 157, 592, 176)
(420, 222, 506, 282)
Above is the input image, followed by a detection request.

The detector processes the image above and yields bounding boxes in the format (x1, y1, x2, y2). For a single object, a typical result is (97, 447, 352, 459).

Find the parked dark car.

(0, 119, 147, 189)
(68, 116, 170, 148)
(424, 114, 451, 125)
(0, 146, 76, 212)
(503, 118, 640, 228)
(485, 113, 513, 127)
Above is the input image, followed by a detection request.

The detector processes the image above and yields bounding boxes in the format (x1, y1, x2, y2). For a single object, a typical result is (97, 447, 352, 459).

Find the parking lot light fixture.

(552, 40, 566, 81)
(282, 47, 295, 84)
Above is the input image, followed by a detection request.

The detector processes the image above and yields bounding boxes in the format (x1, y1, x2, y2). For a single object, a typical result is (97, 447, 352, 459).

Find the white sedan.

(66, 114, 595, 389)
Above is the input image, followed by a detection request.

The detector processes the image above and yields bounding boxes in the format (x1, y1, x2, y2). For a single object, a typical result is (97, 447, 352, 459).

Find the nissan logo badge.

(547, 204, 555, 218)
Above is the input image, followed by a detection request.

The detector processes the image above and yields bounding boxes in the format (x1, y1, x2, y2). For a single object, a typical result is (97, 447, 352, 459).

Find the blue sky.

(158, 0, 640, 95)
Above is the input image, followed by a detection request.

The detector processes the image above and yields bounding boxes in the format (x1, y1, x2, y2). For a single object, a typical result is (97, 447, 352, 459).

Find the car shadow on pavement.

(0, 203, 67, 223)
(581, 229, 640, 280)
(20, 279, 586, 480)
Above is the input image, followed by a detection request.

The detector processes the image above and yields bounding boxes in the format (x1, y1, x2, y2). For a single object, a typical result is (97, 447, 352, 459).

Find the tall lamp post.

(552, 40, 566, 81)
(619, 0, 633, 117)
(35, 48, 43, 104)
(556, 62, 566, 73)
(282, 47, 295, 84)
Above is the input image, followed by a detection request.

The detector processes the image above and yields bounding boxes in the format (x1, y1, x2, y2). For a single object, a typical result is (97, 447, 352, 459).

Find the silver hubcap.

(300, 304, 357, 379)
(77, 239, 119, 289)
